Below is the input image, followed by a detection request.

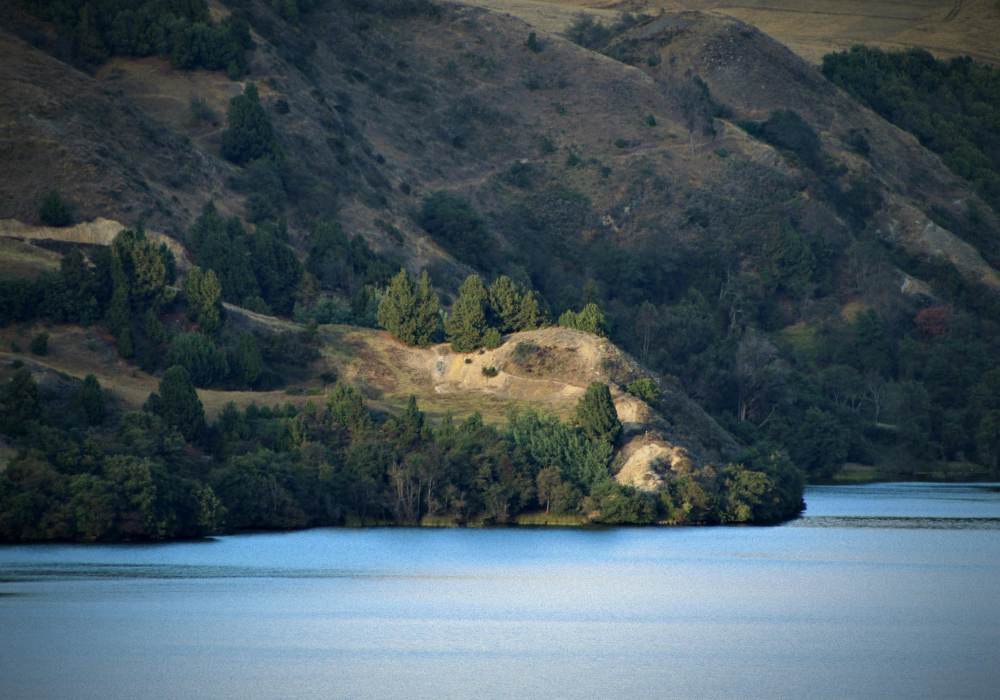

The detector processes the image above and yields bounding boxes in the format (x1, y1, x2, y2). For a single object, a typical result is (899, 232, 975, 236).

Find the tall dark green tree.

(152, 366, 205, 441)
(0, 368, 41, 435)
(183, 266, 223, 334)
(74, 374, 106, 426)
(446, 274, 490, 352)
(575, 382, 622, 446)
(377, 269, 440, 346)
(221, 83, 278, 165)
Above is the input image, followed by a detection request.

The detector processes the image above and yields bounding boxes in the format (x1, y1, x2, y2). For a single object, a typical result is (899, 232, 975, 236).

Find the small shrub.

(30, 332, 49, 356)
(39, 191, 73, 227)
(645, 114, 657, 127)
(846, 129, 870, 157)
(526, 32, 543, 53)
(189, 97, 218, 125)
(626, 377, 659, 403)
(512, 341, 540, 363)
(566, 151, 582, 167)
(481, 365, 499, 377)
(614, 138, 629, 149)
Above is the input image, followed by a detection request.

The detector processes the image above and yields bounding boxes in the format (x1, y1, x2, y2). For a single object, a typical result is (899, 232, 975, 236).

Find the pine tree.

(221, 83, 278, 165)
(559, 302, 606, 336)
(446, 274, 489, 352)
(488, 275, 522, 333)
(378, 269, 440, 346)
(183, 266, 223, 334)
(154, 366, 205, 440)
(0, 368, 41, 435)
(378, 269, 418, 343)
(575, 382, 621, 446)
(230, 333, 263, 387)
(75, 374, 106, 426)
(516, 290, 544, 330)
(575, 303, 606, 336)
(413, 270, 441, 346)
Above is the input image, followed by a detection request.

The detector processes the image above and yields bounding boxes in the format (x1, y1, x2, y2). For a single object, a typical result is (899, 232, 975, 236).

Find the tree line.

(0, 357, 804, 541)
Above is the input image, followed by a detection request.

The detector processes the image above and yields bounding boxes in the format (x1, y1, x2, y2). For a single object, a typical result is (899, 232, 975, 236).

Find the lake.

(2, 483, 999, 699)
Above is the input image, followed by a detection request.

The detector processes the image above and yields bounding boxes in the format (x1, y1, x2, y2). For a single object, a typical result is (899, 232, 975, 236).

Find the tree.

(515, 290, 544, 330)
(183, 267, 223, 333)
(413, 271, 441, 343)
(39, 190, 73, 227)
(575, 382, 622, 446)
(378, 269, 440, 346)
(221, 83, 278, 165)
(74, 374, 106, 426)
(153, 366, 205, 440)
(0, 368, 41, 435)
(559, 302, 606, 336)
(535, 466, 562, 512)
(229, 333, 263, 387)
(488, 275, 522, 333)
(166, 333, 228, 387)
(446, 274, 489, 352)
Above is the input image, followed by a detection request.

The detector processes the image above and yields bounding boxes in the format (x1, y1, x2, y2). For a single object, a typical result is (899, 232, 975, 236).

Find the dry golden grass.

(463, 0, 1000, 65)
(0, 239, 61, 280)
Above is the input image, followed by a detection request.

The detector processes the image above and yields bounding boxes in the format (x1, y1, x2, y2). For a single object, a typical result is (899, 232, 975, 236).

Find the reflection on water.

(1, 483, 999, 699)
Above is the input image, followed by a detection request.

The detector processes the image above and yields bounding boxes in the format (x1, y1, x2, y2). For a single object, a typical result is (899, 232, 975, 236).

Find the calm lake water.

(2, 483, 999, 699)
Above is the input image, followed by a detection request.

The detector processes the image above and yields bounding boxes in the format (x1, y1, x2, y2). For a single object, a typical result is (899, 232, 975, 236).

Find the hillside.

(463, 0, 1000, 66)
(1, 0, 999, 541)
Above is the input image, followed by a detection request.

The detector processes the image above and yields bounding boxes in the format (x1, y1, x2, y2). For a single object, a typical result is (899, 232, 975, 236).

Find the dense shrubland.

(823, 47, 1000, 215)
(19, 0, 254, 75)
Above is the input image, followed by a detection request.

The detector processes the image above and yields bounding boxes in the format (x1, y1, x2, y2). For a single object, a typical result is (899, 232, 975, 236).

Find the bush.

(189, 97, 218, 125)
(481, 365, 499, 377)
(625, 378, 659, 403)
(483, 327, 503, 349)
(39, 191, 73, 227)
(742, 110, 823, 171)
(30, 332, 49, 356)
(166, 332, 228, 387)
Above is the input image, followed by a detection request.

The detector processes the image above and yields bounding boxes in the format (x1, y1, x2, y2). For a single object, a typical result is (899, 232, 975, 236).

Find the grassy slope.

(465, 0, 1000, 66)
